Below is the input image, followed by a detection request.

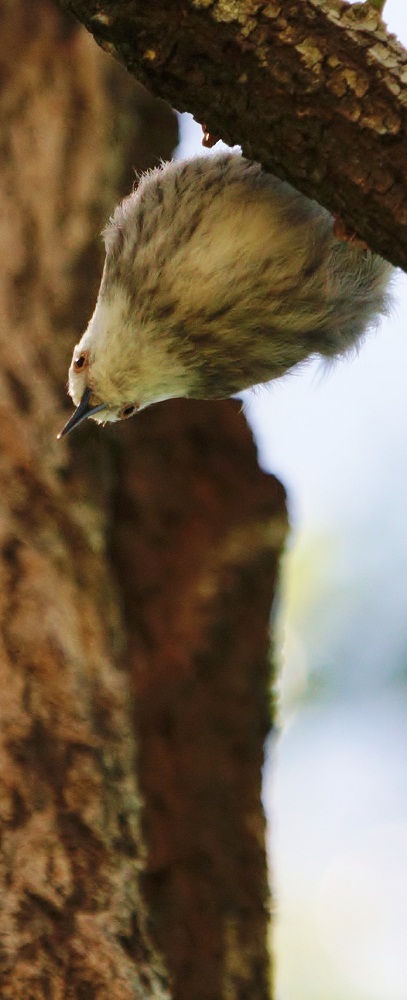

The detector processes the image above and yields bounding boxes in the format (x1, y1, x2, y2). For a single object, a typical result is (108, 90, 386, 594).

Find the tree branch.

(56, 0, 407, 271)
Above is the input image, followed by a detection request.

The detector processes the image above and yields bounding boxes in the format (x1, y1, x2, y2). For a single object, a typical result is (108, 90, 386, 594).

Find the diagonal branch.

(56, 0, 407, 270)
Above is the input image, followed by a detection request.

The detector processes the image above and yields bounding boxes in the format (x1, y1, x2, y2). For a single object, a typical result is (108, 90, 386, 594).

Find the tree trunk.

(0, 2, 286, 997)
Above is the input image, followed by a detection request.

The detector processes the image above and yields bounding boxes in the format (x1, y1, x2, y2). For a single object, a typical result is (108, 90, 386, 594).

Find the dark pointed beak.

(57, 386, 106, 439)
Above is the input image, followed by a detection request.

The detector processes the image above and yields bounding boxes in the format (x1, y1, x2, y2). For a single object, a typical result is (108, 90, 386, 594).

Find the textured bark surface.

(0, 1, 287, 997)
(57, 0, 407, 271)
(113, 401, 286, 1000)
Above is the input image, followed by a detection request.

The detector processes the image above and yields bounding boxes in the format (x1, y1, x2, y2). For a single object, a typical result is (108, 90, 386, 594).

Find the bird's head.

(58, 281, 192, 438)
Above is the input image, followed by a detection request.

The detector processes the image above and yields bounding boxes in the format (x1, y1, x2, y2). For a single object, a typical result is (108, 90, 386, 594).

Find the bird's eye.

(74, 352, 88, 372)
(120, 403, 139, 420)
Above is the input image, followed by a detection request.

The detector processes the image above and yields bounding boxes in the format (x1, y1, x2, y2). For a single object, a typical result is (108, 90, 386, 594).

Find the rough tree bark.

(0, 1, 286, 998)
(57, 0, 407, 271)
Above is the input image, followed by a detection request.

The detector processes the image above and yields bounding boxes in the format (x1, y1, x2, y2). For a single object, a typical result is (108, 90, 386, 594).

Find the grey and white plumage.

(60, 153, 393, 436)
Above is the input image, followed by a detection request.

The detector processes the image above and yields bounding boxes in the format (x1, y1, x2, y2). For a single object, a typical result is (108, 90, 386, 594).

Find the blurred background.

(179, 4, 407, 998)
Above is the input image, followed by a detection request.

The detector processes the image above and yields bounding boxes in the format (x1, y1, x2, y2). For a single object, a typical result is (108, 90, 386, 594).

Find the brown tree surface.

(0, 1, 286, 998)
(58, 0, 407, 271)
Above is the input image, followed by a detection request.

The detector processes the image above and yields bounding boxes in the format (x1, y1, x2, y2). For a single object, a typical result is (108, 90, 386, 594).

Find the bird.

(58, 153, 393, 438)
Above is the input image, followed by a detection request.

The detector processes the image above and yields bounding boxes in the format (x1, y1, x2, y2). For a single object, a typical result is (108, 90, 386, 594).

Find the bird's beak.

(57, 386, 106, 439)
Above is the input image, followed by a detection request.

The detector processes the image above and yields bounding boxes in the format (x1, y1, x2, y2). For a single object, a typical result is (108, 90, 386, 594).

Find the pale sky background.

(178, 5, 407, 998)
